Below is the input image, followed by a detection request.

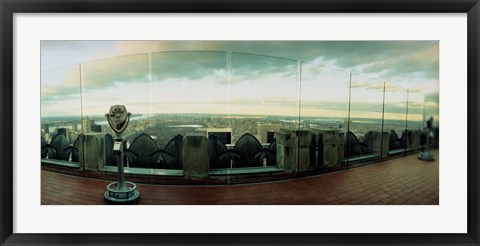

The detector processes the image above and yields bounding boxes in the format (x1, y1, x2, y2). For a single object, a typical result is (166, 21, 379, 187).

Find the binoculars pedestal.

(104, 105, 140, 204)
(104, 181, 140, 204)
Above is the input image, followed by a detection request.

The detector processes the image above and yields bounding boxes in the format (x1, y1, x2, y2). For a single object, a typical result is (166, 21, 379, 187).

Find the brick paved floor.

(41, 150, 439, 205)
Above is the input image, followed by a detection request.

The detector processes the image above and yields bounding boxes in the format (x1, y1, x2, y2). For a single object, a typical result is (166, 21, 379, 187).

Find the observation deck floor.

(41, 150, 439, 205)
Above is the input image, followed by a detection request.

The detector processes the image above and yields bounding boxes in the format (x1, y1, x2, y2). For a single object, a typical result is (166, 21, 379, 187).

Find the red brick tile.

(42, 150, 439, 205)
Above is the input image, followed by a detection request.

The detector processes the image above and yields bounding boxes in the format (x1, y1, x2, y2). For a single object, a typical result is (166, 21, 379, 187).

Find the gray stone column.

(276, 129, 312, 173)
(276, 129, 296, 173)
(370, 131, 389, 158)
(312, 129, 344, 167)
(407, 130, 421, 151)
(78, 133, 105, 170)
(182, 133, 209, 179)
(295, 130, 313, 172)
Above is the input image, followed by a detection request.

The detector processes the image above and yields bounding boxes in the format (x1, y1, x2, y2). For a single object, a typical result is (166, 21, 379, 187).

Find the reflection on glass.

(41, 64, 82, 163)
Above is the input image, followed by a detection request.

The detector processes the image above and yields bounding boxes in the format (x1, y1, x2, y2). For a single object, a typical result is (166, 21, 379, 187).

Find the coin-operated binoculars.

(419, 116, 435, 161)
(104, 105, 140, 204)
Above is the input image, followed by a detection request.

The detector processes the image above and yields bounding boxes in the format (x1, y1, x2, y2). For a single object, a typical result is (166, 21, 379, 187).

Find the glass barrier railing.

(228, 52, 298, 169)
(82, 54, 149, 171)
(41, 64, 82, 168)
(406, 90, 424, 151)
(383, 84, 408, 155)
(149, 51, 228, 170)
(347, 74, 384, 163)
(40, 46, 439, 179)
(299, 63, 349, 169)
(423, 93, 439, 128)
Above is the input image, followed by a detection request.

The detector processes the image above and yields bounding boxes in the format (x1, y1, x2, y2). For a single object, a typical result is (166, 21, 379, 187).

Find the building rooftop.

(41, 150, 438, 205)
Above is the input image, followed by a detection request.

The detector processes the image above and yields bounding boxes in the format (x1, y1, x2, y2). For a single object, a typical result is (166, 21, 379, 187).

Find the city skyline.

(41, 41, 439, 122)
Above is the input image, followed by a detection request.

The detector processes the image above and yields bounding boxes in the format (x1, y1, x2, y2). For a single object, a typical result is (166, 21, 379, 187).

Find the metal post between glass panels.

(346, 72, 352, 170)
(404, 89, 409, 157)
(380, 82, 386, 160)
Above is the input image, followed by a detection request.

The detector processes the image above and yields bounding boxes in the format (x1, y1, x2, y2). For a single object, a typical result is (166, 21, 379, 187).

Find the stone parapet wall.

(407, 130, 421, 151)
(182, 133, 209, 179)
(275, 129, 298, 173)
(67, 128, 425, 182)
(78, 133, 105, 170)
(370, 131, 389, 158)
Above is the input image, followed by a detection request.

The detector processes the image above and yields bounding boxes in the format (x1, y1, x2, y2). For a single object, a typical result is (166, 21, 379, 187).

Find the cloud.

(230, 52, 297, 83)
(408, 86, 423, 93)
(349, 79, 402, 93)
(41, 64, 82, 102)
(43, 41, 439, 80)
(425, 93, 439, 103)
(301, 99, 426, 116)
(151, 51, 226, 81)
(366, 82, 400, 92)
(230, 96, 298, 107)
(151, 50, 298, 85)
(41, 41, 439, 117)
(351, 81, 370, 88)
(83, 53, 149, 89)
(80, 41, 439, 87)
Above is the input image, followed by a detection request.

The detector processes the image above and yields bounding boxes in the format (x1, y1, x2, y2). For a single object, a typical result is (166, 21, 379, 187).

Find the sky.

(41, 41, 439, 121)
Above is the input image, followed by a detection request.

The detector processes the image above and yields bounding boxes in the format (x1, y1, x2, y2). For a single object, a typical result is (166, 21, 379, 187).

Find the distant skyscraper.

(82, 116, 91, 133)
(82, 116, 101, 132)
(91, 124, 102, 132)
(42, 124, 50, 134)
(266, 130, 276, 144)
(72, 123, 78, 132)
(44, 133, 50, 142)
(68, 131, 76, 144)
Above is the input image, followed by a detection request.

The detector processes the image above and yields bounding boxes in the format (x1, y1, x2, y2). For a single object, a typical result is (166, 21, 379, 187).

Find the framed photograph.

(1, 0, 479, 245)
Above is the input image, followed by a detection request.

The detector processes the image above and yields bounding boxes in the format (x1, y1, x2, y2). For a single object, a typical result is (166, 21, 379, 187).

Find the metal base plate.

(418, 152, 435, 161)
(104, 181, 140, 204)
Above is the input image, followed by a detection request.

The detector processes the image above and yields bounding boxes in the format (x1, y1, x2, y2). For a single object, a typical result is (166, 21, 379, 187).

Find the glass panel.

(423, 93, 439, 128)
(347, 74, 384, 162)
(82, 54, 149, 171)
(383, 84, 408, 155)
(229, 52, 298, 168)
(407, 91, 424, 131)
(150, 51, 228, 170)
(41, 64, 82, 166)
(300, 63, 350, 129)
(406, 90, 424, 151)
(299, 63, 350, 169)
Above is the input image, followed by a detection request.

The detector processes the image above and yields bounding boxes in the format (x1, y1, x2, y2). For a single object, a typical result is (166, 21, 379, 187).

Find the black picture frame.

(1, 1, 479, 245)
